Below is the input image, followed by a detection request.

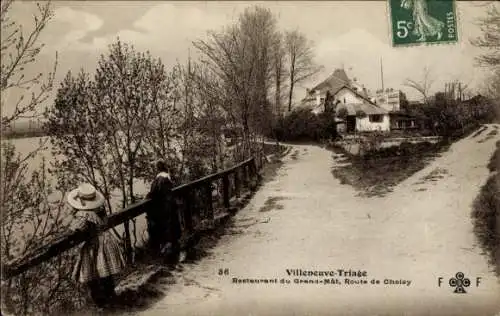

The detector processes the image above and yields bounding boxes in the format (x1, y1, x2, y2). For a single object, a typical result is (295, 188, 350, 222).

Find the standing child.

(146, 160, 183, 264)
(68, 183, 125, 308)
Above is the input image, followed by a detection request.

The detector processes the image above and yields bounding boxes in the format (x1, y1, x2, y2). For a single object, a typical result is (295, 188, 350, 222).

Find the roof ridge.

(309, 69, 351, 93)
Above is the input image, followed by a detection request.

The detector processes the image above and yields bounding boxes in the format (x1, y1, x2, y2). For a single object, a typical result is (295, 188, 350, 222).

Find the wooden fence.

(2, 156, 263, 280)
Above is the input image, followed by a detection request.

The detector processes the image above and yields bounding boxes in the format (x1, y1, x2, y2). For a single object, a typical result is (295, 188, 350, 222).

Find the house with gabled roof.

(301, 68, 369, 109)
(301, 68, 390, 133)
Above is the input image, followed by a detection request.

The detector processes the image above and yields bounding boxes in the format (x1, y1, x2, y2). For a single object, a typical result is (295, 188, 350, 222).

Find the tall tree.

(271, 32, 287, 117)
(47, 39, 172, 263)
(472, 3, 500, 122)
(190, 61, 228, 172)
(285, 29, 321, 112)
(194, 6, 279, 159)
(403, 66, 434, 104)
(471, 4, 500, 68)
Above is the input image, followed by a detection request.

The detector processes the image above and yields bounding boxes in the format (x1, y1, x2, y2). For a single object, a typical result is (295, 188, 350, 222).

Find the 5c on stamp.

(389, 0, 458, 46)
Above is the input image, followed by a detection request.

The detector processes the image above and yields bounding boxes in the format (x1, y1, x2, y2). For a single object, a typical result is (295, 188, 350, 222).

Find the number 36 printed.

(218, 268, 230, 275)
(396, 20, 414, 38)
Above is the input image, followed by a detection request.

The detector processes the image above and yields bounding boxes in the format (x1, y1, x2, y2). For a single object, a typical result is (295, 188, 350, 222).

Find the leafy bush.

(418, 94, 498, 139)
(359, 131, 387, 154)
(337, 107, 348, 119)
(359, 140, 437, 160)
(269, 108, 337, 142)
(1, 142, 87, 315)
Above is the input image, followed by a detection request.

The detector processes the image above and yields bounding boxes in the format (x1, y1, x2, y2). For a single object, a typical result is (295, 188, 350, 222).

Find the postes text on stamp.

(389, 0, 458, 46)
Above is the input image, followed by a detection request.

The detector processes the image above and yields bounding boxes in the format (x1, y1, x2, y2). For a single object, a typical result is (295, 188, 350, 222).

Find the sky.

(2, 1, 497, 120)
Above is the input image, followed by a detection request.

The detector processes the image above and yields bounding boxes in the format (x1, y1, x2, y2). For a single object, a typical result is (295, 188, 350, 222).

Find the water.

(3, 136, 150, 257)
(3, 135, 236, 258)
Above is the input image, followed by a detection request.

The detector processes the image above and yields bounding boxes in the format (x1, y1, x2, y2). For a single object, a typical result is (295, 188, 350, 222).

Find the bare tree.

(271, 32, 287, 117)
(194, 6, 279, 159)
(471, 3, 500, 68)
(140, 61, 182, 175)
(1, 147, 85, 315)
(190, 61, 228, 172)
(0, 2, 83, 314)
(239, 6, 279, 149)
(1, 0, 57, 129)
(46, 39, 173, 263)
(445, 80, 471, 101)
(285, 29, 322, 112)
(403, 66, 434, 104)
(174, 58, 214, 181)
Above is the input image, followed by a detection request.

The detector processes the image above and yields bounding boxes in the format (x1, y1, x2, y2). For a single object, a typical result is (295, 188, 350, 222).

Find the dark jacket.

(146, 173, 181, 242)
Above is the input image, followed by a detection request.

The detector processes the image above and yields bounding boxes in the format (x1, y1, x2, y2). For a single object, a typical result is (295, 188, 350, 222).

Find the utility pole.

(380, 57, 385, 92)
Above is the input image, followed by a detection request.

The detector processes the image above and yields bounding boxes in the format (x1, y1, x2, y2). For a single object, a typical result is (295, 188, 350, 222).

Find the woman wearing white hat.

(68, 183, 125, 308)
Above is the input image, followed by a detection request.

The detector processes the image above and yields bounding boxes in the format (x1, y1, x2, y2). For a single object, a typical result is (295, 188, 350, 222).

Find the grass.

(330, 141, 448, 198)
(329, 124, 491, 198)
(471, 140, 500, 277)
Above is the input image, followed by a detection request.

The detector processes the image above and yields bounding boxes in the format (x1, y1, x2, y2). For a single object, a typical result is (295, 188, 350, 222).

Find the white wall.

(335, 88, 364, 105)
(313, 87, 364, 107)
(356, 114, 390, 132)
(375, 91, 400, 112)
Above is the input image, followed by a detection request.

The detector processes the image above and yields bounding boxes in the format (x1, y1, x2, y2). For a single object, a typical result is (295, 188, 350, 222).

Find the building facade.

(302, 69, 390, 133)
(374, 89, 401, 112)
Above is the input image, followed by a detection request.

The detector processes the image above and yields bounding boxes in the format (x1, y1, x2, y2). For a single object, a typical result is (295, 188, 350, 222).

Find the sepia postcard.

(1, 1, 500, 315)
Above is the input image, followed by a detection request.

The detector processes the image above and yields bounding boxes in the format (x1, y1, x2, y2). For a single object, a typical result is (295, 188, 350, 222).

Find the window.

(369, 115, 383, 123)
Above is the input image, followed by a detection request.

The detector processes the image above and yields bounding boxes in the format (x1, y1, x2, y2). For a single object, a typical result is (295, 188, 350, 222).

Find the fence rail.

(2, 156, 261, 280)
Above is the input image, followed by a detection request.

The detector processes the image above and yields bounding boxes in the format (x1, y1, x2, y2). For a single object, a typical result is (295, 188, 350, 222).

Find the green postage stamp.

(389, 0, 458, 46)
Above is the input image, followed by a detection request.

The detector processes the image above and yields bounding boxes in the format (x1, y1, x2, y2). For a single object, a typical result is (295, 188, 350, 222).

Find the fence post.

(249, 158, 259, 191)
(206, 182, 214, 221)
(234, 170, 241, 198)
(123, 221, 133, 263)
(183, 190, 193, 232)
(222, 174, 230, 209)
(243, 164, 249, 189)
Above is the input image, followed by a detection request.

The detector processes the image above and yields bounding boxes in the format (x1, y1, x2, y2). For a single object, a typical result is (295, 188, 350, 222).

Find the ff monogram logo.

(438, 272, 481, 294)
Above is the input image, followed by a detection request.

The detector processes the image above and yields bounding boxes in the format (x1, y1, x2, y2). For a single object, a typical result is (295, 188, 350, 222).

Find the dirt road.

(134, 124, 500, 316)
